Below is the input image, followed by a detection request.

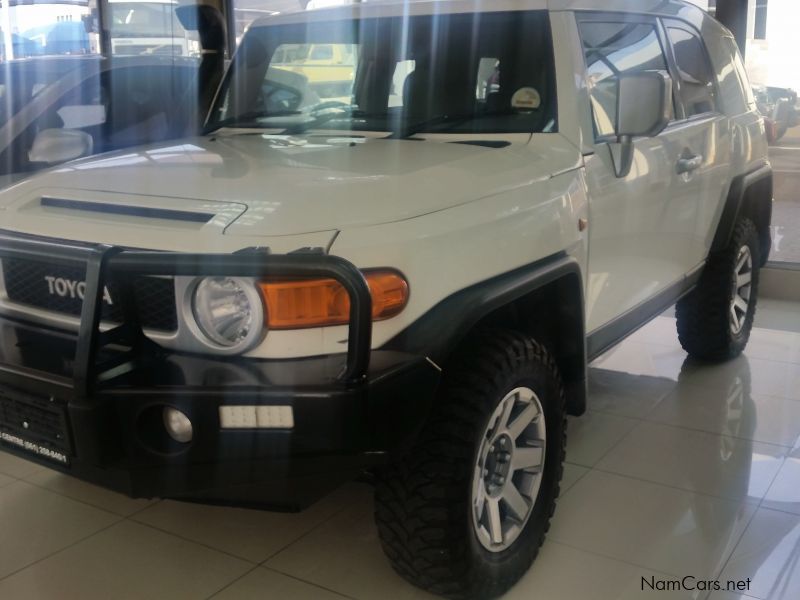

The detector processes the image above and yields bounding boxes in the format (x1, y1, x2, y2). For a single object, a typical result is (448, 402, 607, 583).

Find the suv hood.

(0, 133, 581, 241)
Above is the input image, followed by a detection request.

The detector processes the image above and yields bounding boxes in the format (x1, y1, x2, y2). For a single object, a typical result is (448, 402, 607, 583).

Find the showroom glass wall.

(743, 0, 800, 266)
(0, 0, 202, 59)
(0, 0, 217, 187)
(0, 0, 323, 188)
(697, 0, 800, 266)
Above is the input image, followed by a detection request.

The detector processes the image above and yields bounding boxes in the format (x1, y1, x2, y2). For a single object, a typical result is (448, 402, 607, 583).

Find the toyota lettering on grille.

(44, 276, 114, 306)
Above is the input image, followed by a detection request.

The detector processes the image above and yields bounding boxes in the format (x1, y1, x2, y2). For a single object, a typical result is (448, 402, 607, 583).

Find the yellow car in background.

(271, 43, 357, 103)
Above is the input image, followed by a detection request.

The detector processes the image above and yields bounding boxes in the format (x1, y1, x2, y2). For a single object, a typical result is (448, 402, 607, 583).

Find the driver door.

(578, 15, 703, 347)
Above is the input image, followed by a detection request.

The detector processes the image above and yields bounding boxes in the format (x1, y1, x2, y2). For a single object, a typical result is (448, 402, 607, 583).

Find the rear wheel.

(676, 217, 760, 361)
(374, 330, 566, 599)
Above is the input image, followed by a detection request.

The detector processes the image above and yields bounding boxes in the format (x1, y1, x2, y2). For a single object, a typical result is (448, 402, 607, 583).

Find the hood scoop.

(41, 196, 215, 224)
(0, 187, 253, 252)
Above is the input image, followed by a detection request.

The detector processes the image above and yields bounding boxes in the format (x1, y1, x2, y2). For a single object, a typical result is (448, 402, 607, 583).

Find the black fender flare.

(382, 252, 587, 415)
(711, 163, 773, 254)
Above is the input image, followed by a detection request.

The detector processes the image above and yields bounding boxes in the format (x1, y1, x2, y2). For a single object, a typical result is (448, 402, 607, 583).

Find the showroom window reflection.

(745, 0, 800, 264)
(0, 1, 96, 59)
(702, 0, 800, 265)
(0, 0, 201, 59)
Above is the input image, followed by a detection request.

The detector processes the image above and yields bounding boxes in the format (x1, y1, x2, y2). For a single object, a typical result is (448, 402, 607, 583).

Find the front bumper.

(0, 233, 440, 510)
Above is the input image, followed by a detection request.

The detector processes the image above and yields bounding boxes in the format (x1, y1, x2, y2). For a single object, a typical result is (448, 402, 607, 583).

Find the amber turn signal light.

(259, 270, 409, 330)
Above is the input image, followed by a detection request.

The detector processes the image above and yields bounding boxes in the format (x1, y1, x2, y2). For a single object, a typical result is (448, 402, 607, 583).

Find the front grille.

(2, 258, 178, 332)
(0, 388, 70, 453)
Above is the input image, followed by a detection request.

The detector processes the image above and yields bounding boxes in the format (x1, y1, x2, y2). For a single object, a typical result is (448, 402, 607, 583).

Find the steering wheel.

(310, 100, 352, 115)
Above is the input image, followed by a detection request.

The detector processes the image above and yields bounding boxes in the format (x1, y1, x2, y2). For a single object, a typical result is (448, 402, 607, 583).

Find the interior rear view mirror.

(611, 71, 672, 178)
(28, 128, 93, 165)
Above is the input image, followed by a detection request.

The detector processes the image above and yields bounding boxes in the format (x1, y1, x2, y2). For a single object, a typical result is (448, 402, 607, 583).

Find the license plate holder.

(0, 385, 71, 466)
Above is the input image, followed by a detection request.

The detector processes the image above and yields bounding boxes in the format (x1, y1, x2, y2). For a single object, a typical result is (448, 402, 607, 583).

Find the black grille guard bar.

(0, 232, 373, 397)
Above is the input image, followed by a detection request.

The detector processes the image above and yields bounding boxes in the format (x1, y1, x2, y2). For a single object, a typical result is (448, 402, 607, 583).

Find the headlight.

(191, 277, 264, 350)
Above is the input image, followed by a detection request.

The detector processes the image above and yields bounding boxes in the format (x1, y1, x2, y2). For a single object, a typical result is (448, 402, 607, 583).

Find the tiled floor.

(2, 299, 800, 599)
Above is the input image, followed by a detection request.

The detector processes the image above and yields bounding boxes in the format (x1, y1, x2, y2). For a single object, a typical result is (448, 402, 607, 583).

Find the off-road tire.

(374, 330, 566, 599)
(676, 217, 760, 361)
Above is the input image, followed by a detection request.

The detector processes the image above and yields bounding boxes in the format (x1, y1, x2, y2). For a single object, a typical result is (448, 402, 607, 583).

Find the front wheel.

(374, 330, 566, 599)
(676, 217, 761, 361)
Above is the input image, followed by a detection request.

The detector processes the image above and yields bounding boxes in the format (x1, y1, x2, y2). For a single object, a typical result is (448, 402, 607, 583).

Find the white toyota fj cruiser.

(0, 1, 772, 598)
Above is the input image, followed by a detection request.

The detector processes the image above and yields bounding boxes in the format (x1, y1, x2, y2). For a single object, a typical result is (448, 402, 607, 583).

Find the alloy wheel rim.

(471, 387, 546, 553)
(730, 245, 753, 335)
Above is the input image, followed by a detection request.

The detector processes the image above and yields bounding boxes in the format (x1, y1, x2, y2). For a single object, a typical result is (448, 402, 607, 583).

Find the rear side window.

(578, 20, 671, 137)
(665, 23, 717, 117)
(725, 37, 757, 113)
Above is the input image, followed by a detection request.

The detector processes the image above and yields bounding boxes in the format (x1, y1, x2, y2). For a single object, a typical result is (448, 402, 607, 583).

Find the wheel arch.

(712, 164, 773, 264)
(383, 253, 587, 416)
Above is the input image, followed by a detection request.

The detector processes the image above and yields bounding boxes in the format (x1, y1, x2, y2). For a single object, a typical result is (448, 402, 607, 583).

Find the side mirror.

(610, 71, 672, 178)
(28, 129, 93, 165)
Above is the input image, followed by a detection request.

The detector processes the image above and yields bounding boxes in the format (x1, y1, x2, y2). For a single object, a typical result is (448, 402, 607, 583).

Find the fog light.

(163, 407, 193, 443)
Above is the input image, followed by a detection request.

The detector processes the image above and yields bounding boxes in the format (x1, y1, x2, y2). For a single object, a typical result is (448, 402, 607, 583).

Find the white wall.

(759, 0, 800, 89)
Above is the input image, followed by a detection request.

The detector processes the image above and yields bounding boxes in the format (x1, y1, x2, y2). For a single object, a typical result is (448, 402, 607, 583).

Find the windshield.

(109, 2, 186, 38)
(209, 10, 557, 136)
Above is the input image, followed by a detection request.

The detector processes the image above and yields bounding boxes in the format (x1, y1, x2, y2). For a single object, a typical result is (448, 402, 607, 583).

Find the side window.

(725, 37, 757, 113)
(476, 57, 500, 101)
(310, 45, 334, 61)
(578, 20, 671, 137)
(665, 24, 717, 117)
(389, 60, 416, 108)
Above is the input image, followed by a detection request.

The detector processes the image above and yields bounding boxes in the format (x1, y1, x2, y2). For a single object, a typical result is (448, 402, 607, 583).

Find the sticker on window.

(511, 87, 541, 110)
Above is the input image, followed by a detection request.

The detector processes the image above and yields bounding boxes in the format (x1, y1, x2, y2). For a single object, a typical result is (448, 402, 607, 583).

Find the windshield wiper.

(280, 108, 384, 135)
(206, 110, 303, 134)
(390, 111, 518, 139)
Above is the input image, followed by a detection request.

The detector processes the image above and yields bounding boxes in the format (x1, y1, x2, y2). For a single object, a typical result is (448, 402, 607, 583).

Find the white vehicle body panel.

(0, 133, 585, 357)
(583, 116, 731, 331)
(329, 158, 588, 359)
(0, 133, 571, 237)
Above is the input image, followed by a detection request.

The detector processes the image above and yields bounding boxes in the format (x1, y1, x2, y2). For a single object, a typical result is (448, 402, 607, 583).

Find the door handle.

(677, 154, 703, 174)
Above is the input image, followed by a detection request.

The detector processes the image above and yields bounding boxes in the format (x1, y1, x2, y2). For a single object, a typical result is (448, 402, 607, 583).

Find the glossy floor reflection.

(1, 301, 800, 599)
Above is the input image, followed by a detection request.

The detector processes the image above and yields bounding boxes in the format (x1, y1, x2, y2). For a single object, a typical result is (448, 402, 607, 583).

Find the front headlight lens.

(192, 277, 260, 348)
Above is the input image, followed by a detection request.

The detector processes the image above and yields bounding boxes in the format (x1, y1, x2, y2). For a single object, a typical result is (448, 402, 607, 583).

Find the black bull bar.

(0, 231, 373, 398)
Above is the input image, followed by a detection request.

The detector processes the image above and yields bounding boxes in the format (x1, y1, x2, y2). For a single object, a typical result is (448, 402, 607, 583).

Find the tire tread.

(374, 330, 566, 599)
(676, 218, 760, 361)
